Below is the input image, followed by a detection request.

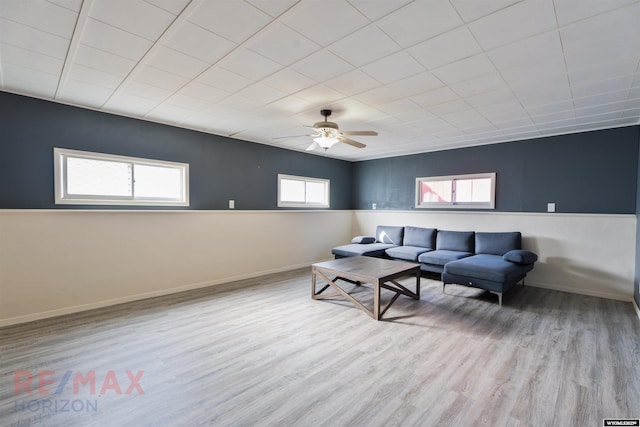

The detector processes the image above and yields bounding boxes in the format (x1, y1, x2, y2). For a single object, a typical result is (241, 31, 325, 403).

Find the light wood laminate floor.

(1, 268, 639, 426)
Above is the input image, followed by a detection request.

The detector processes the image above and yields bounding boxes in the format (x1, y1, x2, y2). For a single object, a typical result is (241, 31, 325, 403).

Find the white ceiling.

(1, 0, 639, 161)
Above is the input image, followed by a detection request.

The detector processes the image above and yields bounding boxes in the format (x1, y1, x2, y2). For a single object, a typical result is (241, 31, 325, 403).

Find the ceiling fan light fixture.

(313, 135, 339, 149)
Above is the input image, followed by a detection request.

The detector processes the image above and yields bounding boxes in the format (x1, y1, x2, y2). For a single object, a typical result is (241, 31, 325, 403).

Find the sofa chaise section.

(442, 232, 537, 305)
(331, 225, 404, 259)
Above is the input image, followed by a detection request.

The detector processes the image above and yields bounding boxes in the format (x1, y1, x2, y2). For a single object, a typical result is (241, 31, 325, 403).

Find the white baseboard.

(0, 262, 318, 328)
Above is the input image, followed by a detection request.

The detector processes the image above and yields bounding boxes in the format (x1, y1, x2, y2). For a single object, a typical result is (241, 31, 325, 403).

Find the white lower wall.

(0, 210, 351, 326)
(353, 210, 636, 302)
(1, 209, 635, 326)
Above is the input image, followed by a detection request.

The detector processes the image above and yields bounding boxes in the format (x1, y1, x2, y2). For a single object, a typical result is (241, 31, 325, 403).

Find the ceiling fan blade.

(272, 134, 313, 140)
(306, 141, 320, 151)
(339, 137, 366, 148)
(341, 130, 378, 136)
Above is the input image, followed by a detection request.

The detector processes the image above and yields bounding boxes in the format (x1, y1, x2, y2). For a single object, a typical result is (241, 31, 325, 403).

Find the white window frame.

(54, 148, 189, 206)
(415, 172, 496, 209)
(277, 174, 330, 208)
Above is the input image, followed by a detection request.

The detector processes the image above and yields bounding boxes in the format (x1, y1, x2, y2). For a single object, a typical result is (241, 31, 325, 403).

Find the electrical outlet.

(372, 203, 377, 210)
(547, 202, 555, 213)
(229, 200, 235, 209)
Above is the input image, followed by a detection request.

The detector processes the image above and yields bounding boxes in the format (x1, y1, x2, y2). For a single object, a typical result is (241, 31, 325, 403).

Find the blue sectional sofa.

(331, 225, 538, 306)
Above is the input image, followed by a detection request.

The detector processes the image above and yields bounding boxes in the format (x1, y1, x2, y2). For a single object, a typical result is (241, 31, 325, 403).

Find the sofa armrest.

(503, 249, 538, 265)
(351, 236, 376, 244)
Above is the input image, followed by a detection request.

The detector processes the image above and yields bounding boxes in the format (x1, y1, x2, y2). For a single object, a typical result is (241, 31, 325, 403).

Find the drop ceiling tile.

(103, 92, 159, 116)
(180, 81, 230, 103)
(81, 18, 152, 61)
(347, 0, 413, 21)
(0, 18, 70, 59)
(465, 88, 518, 108)
(564, 36, 639, 72)
(573, 90, 630, 109)
(57, 79, 113, 107)
(353, 86, 404, 106)
(281, 0, 369, 47)
(432, 54, 496, 85)
(146, 46, 211, 79)
(525, 99, 574, 117)
(1, 63, 58, 97)
(74, 44, 136, 77)
(144, 0, 190, 15)
(291, 50, 354, 82)
(377, 0, 463, 48)
(556, 0, 639, 29)
(48, 0, 83, 12)
(568, 58, 639, 88)
(66, 63, 122, 89)
(0, 0, 78, 39)
(449, 0, 522, 22)
(409, 27, 483, 70)
(387, 72, 444, 97)
(216, 94, 262, 113)
(361, 52, 425, 84)
(377, 98, 421, 115)
(121, 80, 173, 102)
(450, 72, 508, 98)
(293, 84, 346, 108)
(469, 0, 557, 50)
(262, 69, 316, 93)
(237, 82, 288, 104)
(428, 99, 471, 115)
(325, 69, 381, 96)
(146, 103, 194, 123)
(219, 48, 283, 81)
(246, 0, 299, 18)
(329, 25, 400, 68)
(571, 75, 635, 99)
(410, 87, 459, 108)
(164, 22, 237, 64)
(189, 1, 272, 44)
(501, 55, 568, 89)
(89, 0, 176, 41)
(244, 22, 320, 66)
(487, 30, 563, 70)
(133, 65, 189, 91)
(164, 93, 213, 112)
(0, 43, 64, 76)
(198, 67, 253, 93)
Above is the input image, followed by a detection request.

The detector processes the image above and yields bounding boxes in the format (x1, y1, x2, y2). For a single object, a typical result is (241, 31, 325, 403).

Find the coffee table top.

(312, 256, 420, 283)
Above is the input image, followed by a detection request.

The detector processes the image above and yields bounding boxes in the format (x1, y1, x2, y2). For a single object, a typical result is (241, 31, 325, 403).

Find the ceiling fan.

(274, 109, 378, 151)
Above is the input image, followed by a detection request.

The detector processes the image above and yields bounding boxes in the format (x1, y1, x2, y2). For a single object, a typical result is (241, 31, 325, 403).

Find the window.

(54, 148, 189, 206)
(416, 173, 495, 209)
(277, 174, 329, 208)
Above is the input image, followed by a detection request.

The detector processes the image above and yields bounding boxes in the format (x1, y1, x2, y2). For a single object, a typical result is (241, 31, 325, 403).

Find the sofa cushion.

(386, 246, 432, 262)
(444, 254, 532, 283)
(475, 232, 521, 255)
(351, 236, 376, 244)
(376, 225, 404, 245)
(503, 249, 538, 265)
(436, 230, 474, 252)
(403, 226, 436, 249)
(332, 243, 395, 258)
(418, 249, 473, 266)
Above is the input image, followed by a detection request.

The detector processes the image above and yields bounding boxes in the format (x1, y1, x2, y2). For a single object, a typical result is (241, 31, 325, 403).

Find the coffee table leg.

(374, 280, 381, 320)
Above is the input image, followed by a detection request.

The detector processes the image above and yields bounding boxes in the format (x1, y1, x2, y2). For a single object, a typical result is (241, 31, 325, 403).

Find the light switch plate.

(229, 200, 235, 209)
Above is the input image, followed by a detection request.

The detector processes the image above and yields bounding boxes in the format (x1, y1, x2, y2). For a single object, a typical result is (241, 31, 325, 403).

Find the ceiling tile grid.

(0, 0, 639, 161)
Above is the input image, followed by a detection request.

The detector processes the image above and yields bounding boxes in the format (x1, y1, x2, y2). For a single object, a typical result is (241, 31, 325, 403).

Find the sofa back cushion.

(403, 226, 436, 249)
(475, 232, 521, 255)
(375, 225, 404, 245)
(436, 230, 474, 252)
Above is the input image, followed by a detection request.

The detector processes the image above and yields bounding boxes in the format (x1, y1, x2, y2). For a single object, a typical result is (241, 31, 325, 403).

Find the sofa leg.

(442, 282, 447, 294)
(489, 291, 503, 306)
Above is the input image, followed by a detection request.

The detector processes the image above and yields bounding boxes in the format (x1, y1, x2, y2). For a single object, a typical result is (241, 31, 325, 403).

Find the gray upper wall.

(353, 126, 640, 214)
(0, 92, 352, 210)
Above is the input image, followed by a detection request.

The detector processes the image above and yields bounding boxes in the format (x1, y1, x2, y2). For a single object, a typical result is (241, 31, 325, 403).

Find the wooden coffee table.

(311, 256, 421, 320)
